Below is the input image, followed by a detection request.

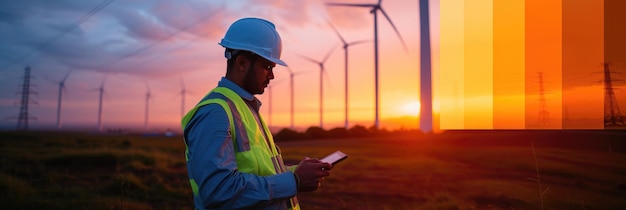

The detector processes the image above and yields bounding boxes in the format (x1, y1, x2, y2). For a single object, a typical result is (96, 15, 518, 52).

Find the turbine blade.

(62, 70, 73, 82)
(347, 39, 371, 46)
(145, 81, 151, 92)
(327, 19, 347, 44)
(186, 89, 195, 96)
(378, 0, 383, 5)
(322, 46, 337, 63)
(270, 79, 285, 86)
(293, 71, 308, 76)
(42, 75, 56, 84)
(100, 77, 106, 88)
(380, 8, 408, 53)
(297, 54, 321, 64)
(326, 3, 376, 7)
(294, 69, 317, 77)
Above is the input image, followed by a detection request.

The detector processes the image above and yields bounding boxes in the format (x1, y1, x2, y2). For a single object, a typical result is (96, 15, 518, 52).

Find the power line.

(40, 0, 115, 54)
(1, 0, 115, 70)
(537, 72, 550, 127)
(603, 63, 624, 126)
(98, 6, 223, 71)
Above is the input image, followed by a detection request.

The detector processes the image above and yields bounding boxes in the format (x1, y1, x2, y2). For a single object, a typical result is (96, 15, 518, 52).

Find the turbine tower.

(266, 79, 286, 128)
(56, 70, 72, 129)
(96, 78, 106, 132)
(286, 67, 308, 130)
(299, 47, 336, 128)
(419, 0, 433, 133)
(287, 68, 295, 130)
(180, 78, 188, 120)
(280, 67, 304, 130)
(266, 81, 282, 128)
(327, 0, 408, 129)
(268, 84, 273, 127)
(327, 20, 369, 129)
(144, 82, 152, 131)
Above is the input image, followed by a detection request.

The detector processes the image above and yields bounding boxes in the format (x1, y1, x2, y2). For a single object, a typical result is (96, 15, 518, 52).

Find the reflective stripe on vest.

(181, 87, 300, 210)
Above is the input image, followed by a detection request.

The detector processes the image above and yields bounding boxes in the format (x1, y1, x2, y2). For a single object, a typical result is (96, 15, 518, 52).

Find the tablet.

(320, 150, 348, 165)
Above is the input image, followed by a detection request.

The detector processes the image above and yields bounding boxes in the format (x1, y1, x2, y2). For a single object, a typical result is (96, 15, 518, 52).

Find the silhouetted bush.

(305, 127, 327, 139)
(349, 125, 369, 137)
(327, 127, 350, 138)
(368, 125, 380, 135)
(378, 128, 390, 136)
(271, 124, 425, 141)
(274, 128, 306, 141)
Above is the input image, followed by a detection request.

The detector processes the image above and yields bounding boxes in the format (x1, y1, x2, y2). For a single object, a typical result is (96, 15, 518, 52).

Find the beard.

(243, 65, 265, 94)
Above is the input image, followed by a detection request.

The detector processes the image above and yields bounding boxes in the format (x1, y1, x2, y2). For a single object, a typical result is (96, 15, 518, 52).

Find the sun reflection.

(402, 101, 421, 117)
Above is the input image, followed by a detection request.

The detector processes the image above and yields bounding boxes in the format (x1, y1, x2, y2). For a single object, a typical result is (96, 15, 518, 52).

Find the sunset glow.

(0, 0, 624, 131)
(402, 101, 421, 117)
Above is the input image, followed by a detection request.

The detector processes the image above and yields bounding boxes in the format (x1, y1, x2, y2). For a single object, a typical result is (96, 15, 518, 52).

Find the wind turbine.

(285, 67, 309, 130)
(327, 20, 369, 129)
(419, 0, 433, 133)
(95, 77, 106, 132)
(144, 81, 152, 131)
(266, 81, 282, 128)
(266, 79, 286, 128)
(287, 68, 295, 130)
(327, 0, 408, 129)
(55, 70, 72, 129)
(268, 84, 273, 127)
(299, 47, 336, 129)
(179, 78, 189, 120)
(267, 67, 303, 130)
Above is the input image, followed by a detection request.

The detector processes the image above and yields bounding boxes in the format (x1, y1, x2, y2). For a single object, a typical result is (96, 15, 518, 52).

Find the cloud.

(250, 0, 318, 27)
(0, 0, 338, 80)
(112, 8, 172, 42)
(322, 0, 371, 30)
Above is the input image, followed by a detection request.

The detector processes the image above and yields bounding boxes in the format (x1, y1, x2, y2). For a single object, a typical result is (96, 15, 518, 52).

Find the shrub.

(305, 127, 327, 139)
(274, 128, 305, 141)
(349, 125, 370, 137)
(327, 127, 350, 138)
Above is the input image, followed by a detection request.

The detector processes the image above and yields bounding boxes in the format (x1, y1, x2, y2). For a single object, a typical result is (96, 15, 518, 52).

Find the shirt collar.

(218, 77, 262, 106)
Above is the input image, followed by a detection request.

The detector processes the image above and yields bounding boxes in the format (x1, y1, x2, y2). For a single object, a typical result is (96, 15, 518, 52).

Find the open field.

(1, 130, 625, 209)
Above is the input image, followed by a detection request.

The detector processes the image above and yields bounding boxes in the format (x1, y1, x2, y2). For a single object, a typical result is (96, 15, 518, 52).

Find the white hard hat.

(219, 17, 287, 66)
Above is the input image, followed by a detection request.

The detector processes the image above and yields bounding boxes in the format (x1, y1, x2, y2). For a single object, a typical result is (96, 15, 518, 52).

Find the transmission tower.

(603, 63, 624, 126)
(17, 66, 37, 130)
(537, 72, 549, 127)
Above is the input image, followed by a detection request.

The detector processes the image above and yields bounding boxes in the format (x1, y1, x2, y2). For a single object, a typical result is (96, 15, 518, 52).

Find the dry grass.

(1, 130, 625, 209)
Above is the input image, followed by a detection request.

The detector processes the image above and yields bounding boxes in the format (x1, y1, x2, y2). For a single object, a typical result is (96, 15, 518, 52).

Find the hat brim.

(264, 56, 288, 67)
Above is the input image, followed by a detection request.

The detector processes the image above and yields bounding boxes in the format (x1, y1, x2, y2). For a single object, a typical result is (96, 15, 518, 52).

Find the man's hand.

(294, 158, 332, 192)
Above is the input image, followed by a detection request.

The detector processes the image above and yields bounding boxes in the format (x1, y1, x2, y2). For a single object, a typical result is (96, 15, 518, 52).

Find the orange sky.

(1, 0, 624, 131)
(435, 0, 624, 130)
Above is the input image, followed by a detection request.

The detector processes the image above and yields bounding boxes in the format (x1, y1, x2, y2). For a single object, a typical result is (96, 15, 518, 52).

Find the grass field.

(1, 130, 625, 209)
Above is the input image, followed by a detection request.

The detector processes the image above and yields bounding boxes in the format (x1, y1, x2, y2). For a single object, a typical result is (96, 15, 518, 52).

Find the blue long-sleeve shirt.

(183, 77, 297, 210)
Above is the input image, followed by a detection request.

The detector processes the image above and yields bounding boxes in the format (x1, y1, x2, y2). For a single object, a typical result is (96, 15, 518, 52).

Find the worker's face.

(243, 55, 275, 95)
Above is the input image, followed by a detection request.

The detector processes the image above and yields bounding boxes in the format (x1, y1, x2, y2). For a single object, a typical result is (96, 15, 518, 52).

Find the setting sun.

(402, 101, 421, 117)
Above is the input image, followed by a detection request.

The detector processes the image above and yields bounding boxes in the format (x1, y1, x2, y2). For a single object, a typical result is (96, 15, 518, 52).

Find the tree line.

(273, 125, 424, 141)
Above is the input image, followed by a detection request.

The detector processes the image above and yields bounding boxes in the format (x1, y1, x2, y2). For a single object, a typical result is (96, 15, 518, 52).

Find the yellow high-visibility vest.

(182, 86, 300, 210)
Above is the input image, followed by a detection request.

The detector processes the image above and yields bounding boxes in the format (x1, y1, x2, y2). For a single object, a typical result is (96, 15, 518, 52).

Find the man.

(181, 17, 332, 210)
